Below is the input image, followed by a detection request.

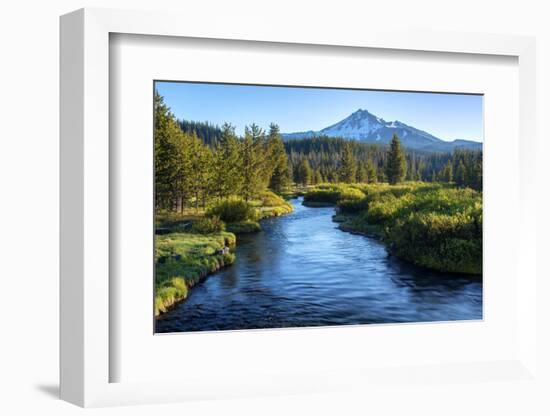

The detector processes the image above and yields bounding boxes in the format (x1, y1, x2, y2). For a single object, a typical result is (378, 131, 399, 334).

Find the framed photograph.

(60, 8, 538, 408)
(152, 81, 484, 334)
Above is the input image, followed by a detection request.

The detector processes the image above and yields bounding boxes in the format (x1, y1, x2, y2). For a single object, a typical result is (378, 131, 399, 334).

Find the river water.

(156, 197, 482, 333)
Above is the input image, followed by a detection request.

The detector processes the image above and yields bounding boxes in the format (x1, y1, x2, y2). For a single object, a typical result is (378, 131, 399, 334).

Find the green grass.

(203, 191, 294, 234)
(257, 201, 293, 218)
(155, 231, 236, 316)
(303, 183, 365, 206)
(307, 182, 482, 274)
(334, 214, 384, 238)
(279, 184, 311, 199)
(155, 208, 204, 228)
(225, 220, 262, 234)
(207, 197, 258, 223)
(154, 190, 295, 316)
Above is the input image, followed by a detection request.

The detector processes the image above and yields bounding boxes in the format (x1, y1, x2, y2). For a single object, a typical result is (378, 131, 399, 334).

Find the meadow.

(306, 182, 482, 274)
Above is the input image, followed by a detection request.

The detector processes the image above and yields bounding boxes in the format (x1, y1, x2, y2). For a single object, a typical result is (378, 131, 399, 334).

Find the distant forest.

(178, 119, 482, 191)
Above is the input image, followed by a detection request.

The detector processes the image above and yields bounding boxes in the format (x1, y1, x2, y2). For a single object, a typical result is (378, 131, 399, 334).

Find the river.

(156, 197, 482, 333)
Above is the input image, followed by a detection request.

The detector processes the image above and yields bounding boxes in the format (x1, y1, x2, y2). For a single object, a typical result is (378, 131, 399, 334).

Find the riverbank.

(304, 182, 482, 275)
(155, 232, 236, 316)
(156, 193, 482, 333)
(155, 191, 294, 316)
(332, 213, 383, 239)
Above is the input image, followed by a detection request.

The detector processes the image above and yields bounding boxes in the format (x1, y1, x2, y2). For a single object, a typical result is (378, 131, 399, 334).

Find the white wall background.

(0, 1, 548, 415)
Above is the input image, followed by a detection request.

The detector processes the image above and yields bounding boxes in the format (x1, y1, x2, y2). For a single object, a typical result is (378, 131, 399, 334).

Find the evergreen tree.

(266, 123, 290, 193)
(366, 160, 377, 183)
(455, 161, 466, 187)
(286, 163, 294, 187)
(212, 123, 242, 199)
(313, 169, 323, 185)
(329, 168, 340, 183)
(187, 132, 214, 210)
(385, 134, 407, 185)
(377, 161, 386, 183)
(340, 142, 357, 183)
(241, 124, 266, 201)
(473, 160, 483, 191)
(154, 90, 484, 216)
(295, 159, 312, 185)
(154, 92, 191, 211)
(442, 160, 453, 183)
(409, 156, 421, 181)
(178, 119, 223, 146)
(356, 164, 368, 183)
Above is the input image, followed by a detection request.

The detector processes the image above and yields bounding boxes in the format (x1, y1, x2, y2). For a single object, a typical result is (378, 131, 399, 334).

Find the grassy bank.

(252, 190, 294, 221)
(303, 184, 364, 207)
(156, 190, 294, 235)
(305, 182, 482, 274)
(155, 190, 294, 316)
(155, 232, 236, 316)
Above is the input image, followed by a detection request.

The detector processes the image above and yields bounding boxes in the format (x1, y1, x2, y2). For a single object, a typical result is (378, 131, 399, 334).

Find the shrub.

(386, 211, 482, 274)
(339, 187, 365, 201)
(191, 215, 225, 234)
(304, 184, 365, 206)
(337, 197, 369, 214)
(363, 193, 414, 225)
(303, 188, 340, 204)
(207, 198, 257, 223)
(258, 201, 294, 218)
(260, 190, 285, 207)
(304, 184, 365, 205)
(333, 182, 482, 274)
(226, 220, 262, 234)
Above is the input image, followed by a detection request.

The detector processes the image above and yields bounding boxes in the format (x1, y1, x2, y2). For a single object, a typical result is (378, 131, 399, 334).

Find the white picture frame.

(60, 7, 538, 408)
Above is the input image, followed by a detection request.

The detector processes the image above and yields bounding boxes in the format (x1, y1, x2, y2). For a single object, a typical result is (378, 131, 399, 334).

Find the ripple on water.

(156, 197, 482, 333)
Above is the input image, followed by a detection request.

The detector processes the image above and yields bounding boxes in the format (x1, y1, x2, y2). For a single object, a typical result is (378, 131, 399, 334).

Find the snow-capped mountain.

(282, 109, 482, 152)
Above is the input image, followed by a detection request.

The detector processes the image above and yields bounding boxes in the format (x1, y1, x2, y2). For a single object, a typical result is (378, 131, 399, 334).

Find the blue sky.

(155, 81, 483, 142)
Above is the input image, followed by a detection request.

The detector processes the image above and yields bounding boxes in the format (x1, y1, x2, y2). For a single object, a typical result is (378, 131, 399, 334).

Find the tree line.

(155, 92, 483, 212)
(285, 136, 482, 190)
(178, 119, 223, 146)
(155, 93, 290, 211)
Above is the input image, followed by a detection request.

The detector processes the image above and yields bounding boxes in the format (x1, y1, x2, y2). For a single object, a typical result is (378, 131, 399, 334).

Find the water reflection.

(156, 197, 482, 333)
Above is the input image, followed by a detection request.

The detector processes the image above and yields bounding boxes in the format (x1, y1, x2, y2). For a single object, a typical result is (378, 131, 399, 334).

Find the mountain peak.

(351, 108, 374, 117)
(281, 108, 482, 153)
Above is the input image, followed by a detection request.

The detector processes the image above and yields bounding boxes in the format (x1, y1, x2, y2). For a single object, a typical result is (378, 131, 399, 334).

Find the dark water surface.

(156, 197, 482, 333)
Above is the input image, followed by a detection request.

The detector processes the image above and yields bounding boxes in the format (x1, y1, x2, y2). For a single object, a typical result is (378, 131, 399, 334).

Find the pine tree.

(473, 160, 482, 191)
(295, 159, 312, 185)
(366, 160, 377, 183)
(241, 124, 266, 201)
(266, 123, 290, 193)
(185, 132, 213, 211)
(286, 163, 294, 187)
(455, 161, 466, 187)
(340, 142, 357, 183)
(313, 169, 323, 185)
(212, 123, 243, 199)
(407, 155, 416, 180)
(385, 134, 407, 185)
(356, 164, 368, 183)
(154, 91, 191, 211)
(442, 160, 453, 183)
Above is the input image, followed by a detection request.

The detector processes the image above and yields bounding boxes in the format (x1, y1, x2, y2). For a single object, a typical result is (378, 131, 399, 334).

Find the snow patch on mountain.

(282, 108, 482, 152)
